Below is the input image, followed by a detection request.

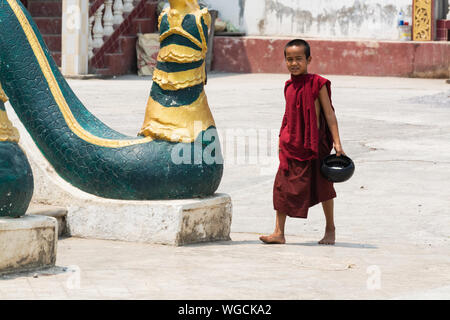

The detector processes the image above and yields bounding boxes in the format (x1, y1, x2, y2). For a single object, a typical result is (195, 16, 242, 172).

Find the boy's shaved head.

(284, 39, 311, 59)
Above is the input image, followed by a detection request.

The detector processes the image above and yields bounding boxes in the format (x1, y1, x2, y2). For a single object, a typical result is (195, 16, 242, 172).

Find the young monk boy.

(260, 39, 345, 245)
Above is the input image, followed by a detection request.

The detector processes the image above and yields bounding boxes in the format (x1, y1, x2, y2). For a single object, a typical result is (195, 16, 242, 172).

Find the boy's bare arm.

(318, 86, 345, 156)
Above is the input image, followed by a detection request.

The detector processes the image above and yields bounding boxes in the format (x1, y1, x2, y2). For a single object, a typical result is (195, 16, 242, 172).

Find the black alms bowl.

(320, 154, 355, 183)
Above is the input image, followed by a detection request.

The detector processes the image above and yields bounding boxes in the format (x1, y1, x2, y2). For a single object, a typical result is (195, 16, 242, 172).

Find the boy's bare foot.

(318, 227, 335, 245)
(259, 234, 286, 244)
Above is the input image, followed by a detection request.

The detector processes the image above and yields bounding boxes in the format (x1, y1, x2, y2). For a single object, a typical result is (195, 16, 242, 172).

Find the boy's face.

(285, 45, 311, 76)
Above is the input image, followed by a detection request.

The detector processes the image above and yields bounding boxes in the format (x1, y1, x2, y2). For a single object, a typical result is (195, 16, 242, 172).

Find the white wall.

(207, 0, 417, 40)
(206, 0, 244, 27)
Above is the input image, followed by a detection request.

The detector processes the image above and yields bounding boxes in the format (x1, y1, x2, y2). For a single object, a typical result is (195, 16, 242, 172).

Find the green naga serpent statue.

(0, 0, 223, 211)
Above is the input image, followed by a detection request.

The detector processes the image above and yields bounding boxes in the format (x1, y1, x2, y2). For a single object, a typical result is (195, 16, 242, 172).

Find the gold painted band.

(152, 63, 206, 91)
(139, 91, 215, 143)
(157, 44, 204, 63)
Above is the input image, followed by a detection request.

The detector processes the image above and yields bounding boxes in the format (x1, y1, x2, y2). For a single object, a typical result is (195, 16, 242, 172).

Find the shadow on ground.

(185, 239, 377, 249)
(0, 266, 71, 280)
(286, 241, 378, 249)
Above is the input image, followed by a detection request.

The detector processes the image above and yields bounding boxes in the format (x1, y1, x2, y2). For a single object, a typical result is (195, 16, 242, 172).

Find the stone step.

(51, 51, 61, 67)
(106, 53, 130, 74)
(34, 17, 62, 35)
(93, 67, 113, 75)
(138, 1, 158, 20)
(31, 0, 158, 75)
(129, 18, 156, 35)
(89, 1, 158, 76)
(42, 34, 62, 52)
(27, 204, 68, 237)
(96, 36, 138, 74)
(0, 215, 57, 275)
(28, 1, 63, 17)
(102, 53, 133, 75)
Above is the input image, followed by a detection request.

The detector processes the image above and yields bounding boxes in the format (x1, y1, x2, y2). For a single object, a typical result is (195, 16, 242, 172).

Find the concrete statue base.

(27, 205, 68, 237)
(65, 194, 232, 246)
(7, 104, 232, 246)
(0, 215, 57, 275)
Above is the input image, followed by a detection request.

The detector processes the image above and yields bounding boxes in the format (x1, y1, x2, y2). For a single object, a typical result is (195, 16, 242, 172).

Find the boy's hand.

(334, 144, 345, 157)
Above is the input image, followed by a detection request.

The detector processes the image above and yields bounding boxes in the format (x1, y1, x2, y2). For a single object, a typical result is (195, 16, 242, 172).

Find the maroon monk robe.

(273, 73, 336, 219)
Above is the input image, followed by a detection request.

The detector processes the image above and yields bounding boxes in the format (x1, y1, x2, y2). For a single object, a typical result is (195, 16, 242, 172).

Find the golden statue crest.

(139, 0, 215, 143)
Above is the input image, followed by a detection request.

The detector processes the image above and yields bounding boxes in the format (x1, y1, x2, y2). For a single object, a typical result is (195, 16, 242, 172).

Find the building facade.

(209, 0, 448, 41)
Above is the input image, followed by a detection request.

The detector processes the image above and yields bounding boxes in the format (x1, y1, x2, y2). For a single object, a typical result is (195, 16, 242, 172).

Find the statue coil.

(0, 0, 223, 201)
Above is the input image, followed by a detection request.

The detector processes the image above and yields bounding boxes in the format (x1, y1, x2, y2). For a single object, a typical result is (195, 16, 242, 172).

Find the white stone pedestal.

(6, 104, 233, 246)
(0, 215, 58, 275)
(66, 194, 232, 246)
(27, 205, 68, 237)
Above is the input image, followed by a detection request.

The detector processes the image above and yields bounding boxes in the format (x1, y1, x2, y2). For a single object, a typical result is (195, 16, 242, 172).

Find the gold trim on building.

(413, 0, 434, 41)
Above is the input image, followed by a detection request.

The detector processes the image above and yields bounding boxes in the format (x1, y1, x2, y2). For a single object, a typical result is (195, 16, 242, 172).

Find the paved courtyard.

(1, 73, 449, 299)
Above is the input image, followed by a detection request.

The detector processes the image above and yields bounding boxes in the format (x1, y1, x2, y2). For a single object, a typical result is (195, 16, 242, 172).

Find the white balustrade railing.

(92, 4, 104, 49)
(103, 0, 114, 36)
(88, 16, 95, 58)
(113, 0, 124, 25)
(123, 0, 134, 13)
(88, 0, 136, 58)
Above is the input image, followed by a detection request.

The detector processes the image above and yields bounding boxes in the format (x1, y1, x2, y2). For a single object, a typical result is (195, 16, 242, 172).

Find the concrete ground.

(1, 73, 449, 299)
